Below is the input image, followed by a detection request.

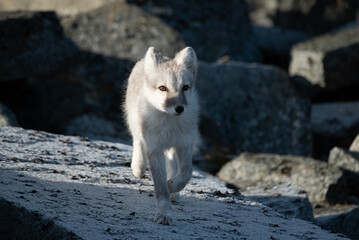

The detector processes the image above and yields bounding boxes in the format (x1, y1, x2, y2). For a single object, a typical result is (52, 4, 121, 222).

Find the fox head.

(143, 46, 198, 116)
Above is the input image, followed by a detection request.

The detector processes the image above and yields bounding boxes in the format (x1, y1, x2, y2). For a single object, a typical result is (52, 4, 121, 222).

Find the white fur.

(124, 47, 200, 225)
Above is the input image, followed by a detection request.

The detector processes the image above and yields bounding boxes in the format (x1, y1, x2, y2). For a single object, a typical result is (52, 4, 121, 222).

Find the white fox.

(124, 46, 200, 225)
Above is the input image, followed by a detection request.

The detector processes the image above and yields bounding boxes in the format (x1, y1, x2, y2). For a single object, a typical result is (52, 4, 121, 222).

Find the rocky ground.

(0, 126, 349, 240)
(1, 0, 359, 239)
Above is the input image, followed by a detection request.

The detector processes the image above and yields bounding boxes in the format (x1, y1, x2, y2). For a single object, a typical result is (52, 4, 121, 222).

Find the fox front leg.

(167, 145, 193, 193)
(165, 148, 180, 203)
(147, 150, 173, 225)
(131, 140, 147, 179)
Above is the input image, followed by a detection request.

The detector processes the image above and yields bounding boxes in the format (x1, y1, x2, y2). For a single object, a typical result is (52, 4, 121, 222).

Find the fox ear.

(144, 47, 157, 74)
(175, 47, 197, 76)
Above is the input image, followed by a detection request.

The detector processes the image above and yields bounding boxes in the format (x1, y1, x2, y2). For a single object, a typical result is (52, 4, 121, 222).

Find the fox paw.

(154, 213, 173, 225)
(131, 165, 145, 179)
(170, 193, 179, 203)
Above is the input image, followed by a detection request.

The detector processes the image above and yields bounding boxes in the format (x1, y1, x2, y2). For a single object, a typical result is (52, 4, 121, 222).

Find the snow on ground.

(0, 127, 349, 239)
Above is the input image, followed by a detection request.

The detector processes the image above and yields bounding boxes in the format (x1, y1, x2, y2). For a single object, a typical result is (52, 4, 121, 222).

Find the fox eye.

(158, 86, 167, 91)
(183, 85, 189, 91)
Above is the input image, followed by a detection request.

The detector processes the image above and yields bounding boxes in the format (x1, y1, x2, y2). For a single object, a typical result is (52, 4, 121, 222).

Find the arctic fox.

(124, 46, 200, 225)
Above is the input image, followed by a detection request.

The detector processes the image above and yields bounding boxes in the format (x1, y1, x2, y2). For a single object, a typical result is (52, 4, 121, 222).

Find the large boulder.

(243, 183, 314, 222)
(311, 102, 359, 159)
(289, 26, 359, 93)
(197, 61, 311, 156)
(217, 152, 359, 204)
(0, 126, 347, 239)
(0, 12, 78, 82)
(131, 0, 261, 62)
(0, 11, 132, 136)
(0, 49, 131, 134)
(61, 0, 186, 62)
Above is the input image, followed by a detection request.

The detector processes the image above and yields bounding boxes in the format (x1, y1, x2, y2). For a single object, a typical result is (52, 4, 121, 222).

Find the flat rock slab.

(0, 127, 348, 240)
(289, 25, 359, 91)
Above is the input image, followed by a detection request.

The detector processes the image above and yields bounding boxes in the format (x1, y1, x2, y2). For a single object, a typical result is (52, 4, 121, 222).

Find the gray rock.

(247, 0, 359, 35)
(289, 26, 359, 91)
(350, 134, 359, 152)
(329, 147, 359, 175)
(0, 0, 110, 15)
(316, 206, 359, 240)
(0, 104, 18, 127)
(61, 0, 186, 62)
(133, 0, 261, 62)
(0, 12, 78, 82)
(253, 24, 309, 67)
(311, 102, 359, 159)
(244, 183, 314, 222)
(217, 152, 359, 204)
(65, 114, 129, 142)
(0, 8, 152, 139)
(197, 61, 311, 156)
(247, 0, 278, 27)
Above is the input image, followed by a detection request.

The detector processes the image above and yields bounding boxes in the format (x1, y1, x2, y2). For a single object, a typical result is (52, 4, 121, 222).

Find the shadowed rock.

(197, 61, 311, 156)
(311, 101, 359, 159)
(129, 0, 261, 62)
(243, 183, 314, 222)
(0, 12, 78, 82)
(316, 206, 359, 240)
(0, 198, 81, 240)
(247, 0, 359, 35)
(60, 0, 186, 62)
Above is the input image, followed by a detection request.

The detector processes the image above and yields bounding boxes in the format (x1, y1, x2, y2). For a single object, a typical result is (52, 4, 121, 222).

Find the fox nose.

(175, 106, 184, 114)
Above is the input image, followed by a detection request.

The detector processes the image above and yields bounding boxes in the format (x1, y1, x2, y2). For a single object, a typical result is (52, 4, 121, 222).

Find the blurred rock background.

(0, 0, 359, 238)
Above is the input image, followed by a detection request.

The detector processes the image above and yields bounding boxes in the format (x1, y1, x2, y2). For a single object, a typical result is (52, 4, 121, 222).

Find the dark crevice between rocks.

(326, 169, 359, 205)
(0, 198, 81, 240)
